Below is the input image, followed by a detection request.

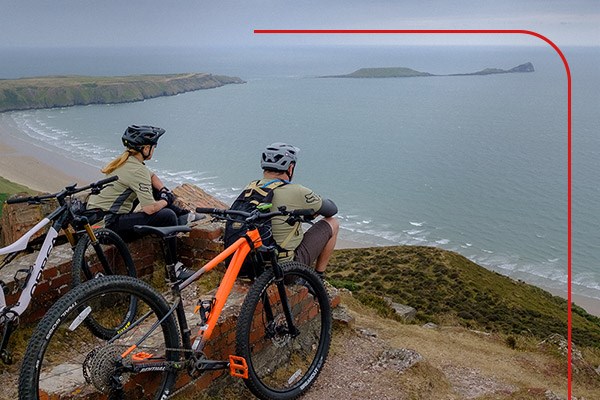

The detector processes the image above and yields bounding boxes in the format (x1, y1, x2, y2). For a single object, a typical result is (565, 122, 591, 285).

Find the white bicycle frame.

(0, 218, 59, 315)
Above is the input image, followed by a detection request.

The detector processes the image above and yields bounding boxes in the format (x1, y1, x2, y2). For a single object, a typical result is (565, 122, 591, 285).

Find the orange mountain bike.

(19, 206, 332, 400)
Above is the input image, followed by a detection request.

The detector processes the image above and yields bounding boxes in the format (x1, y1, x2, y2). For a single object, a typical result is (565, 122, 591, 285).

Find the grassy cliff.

(327, 246, 600, 348)
(0, 176, 37, 217)
(0, 73, 245, 112)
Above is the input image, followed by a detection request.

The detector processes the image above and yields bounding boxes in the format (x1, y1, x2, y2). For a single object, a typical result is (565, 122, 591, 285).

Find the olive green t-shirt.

(255, 179, 323, 255)
(87, 157, 155, 215)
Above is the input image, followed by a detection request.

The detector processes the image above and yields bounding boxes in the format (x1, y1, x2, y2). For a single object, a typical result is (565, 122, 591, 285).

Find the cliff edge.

(0, 73, 245, 112)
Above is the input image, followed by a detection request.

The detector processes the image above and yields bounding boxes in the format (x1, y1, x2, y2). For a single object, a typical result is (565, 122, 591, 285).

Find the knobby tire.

(236, 261, 332, 400)
(72, 228, 138, 339)
(19, 275, 180, 400)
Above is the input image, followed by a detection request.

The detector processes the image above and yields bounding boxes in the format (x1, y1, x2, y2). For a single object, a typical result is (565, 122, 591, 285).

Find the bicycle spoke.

(19, 276, 180, 400)
(237, 262, 332, 399)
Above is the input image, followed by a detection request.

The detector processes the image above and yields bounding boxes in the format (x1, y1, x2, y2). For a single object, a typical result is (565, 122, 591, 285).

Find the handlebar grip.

(6, 196, 35, 204)
(196, 207, 225, 215)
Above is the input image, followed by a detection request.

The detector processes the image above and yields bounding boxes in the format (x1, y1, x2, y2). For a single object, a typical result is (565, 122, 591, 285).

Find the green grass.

(327, 246, 600, 348)
(0, 176, 37, 217)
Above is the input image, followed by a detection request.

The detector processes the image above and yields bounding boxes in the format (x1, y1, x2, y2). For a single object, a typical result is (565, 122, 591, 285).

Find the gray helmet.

(261, 142, 300, 171)
(122, 125, 165, 151)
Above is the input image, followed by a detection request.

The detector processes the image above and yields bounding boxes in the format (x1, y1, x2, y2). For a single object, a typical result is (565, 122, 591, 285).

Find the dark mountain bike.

(19, 205, 332, 400)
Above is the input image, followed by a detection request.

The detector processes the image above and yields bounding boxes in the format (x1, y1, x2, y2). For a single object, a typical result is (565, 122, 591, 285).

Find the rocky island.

(323, 62, 534, 78)
(0, 73, 245, 112)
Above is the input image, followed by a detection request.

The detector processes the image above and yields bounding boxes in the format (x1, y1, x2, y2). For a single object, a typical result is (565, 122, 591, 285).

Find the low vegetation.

(0, 176, 37, 217)
(327, 246, 600, 348)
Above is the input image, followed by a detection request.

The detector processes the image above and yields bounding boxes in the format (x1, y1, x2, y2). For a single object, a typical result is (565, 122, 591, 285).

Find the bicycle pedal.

(131, 351, 155, 362)
(228, 355, 248, 379)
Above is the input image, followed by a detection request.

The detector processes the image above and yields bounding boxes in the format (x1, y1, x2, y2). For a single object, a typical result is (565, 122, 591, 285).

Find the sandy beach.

(0, 123, 101, 193)
(1, 120, 599, 318)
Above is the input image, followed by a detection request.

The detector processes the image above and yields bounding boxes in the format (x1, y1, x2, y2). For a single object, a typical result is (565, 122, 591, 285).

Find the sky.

(0, 0, 598, 49)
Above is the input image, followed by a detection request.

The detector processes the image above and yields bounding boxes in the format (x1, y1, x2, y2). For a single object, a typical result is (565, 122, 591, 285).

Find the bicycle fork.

(267, 255, 301, 339)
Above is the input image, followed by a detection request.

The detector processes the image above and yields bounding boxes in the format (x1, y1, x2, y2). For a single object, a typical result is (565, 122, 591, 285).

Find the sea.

(0, 45, 598, 302)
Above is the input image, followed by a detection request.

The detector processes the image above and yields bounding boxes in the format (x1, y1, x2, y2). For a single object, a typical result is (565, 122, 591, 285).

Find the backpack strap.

(243, 179, 288, 205)
(279, 222, 300, 250)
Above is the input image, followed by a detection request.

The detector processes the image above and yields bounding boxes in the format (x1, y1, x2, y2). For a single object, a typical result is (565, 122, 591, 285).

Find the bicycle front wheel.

(236, 261, 332, 400)
(72, 227, 138, 339)
(19, 275, 180, 400)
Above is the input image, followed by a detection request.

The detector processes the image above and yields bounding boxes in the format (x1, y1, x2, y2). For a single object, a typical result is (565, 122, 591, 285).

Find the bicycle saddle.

(133, 225, 191, 237)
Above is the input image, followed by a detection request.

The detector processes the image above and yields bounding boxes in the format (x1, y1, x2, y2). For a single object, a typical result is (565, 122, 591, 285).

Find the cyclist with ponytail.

(87, 125, 199, 280)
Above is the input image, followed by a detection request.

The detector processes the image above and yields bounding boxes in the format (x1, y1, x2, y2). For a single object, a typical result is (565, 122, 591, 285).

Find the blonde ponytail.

(101, 150, 136, 174)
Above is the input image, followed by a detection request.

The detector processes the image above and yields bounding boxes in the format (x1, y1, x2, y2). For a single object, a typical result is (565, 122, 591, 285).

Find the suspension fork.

(84, 223, 114, 275)
(268, 253, 300, 337)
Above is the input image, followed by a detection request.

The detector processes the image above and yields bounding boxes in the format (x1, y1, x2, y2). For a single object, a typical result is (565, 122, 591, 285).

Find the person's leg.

(314, 217, 339, 273)
(293, 217, 338, 274)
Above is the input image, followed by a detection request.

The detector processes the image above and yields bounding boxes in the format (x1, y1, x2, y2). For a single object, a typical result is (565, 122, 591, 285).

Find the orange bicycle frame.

(121, 227, 263, 359)
(189, 227, 262, 351)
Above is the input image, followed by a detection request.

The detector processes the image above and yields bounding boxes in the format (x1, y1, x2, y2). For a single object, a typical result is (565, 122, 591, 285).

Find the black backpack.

(224, 179, 287, 278)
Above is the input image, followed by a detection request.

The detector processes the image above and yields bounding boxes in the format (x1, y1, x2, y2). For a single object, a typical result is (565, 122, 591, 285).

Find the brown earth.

(183, 292, 597, 400)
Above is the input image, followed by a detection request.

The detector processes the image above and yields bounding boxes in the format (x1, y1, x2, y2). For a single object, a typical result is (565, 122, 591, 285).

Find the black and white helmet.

(261, 142, 300, 171)
(122, 125, 165, 152)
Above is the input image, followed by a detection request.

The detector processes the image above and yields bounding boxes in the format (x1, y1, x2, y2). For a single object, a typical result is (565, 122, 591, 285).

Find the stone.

(172, 183, 229, 213)
(332, 304, 355, 328)
(370, 348, 423, 373)
(384, 296, 416, 321)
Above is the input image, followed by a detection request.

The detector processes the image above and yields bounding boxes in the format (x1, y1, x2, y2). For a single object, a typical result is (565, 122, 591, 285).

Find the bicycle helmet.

(122, 125, 165, 151)
(261, 142, 300, 171)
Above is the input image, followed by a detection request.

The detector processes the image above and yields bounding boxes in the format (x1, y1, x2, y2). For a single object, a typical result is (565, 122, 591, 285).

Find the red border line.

(255, 28, 573, 397)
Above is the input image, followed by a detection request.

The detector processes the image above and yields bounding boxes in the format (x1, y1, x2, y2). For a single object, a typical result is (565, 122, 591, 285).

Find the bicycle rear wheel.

(19, 275, 180, 400)
(72, 228, 138, 339)
(236, 261, 332, 400)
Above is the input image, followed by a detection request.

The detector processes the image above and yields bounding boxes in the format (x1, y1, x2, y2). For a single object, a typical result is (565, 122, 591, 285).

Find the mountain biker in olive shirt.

(257, 143, 339, 277)
(87, 125, 200, 280)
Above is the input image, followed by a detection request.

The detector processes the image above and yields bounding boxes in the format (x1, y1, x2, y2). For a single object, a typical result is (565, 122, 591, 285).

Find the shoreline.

(1, 120, 599, 318)
(0, 122, 101, 192)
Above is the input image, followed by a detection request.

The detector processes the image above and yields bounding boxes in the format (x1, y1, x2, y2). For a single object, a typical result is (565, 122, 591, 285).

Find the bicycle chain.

(81, 345, 205, 398)
(162, 347, 209, 399)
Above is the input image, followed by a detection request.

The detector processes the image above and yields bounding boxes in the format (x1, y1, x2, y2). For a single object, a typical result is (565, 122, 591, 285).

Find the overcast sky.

(1, 0, 598, 48)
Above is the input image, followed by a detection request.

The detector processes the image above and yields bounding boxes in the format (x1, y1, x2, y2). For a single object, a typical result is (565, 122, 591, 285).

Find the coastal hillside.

(0, 177, 35, 216)
(0, 73, 245, 112)
(324, 62, 534, 78)
(0, 184, 598, 398)
(327, 246, 600, 349)
(177, 246, 600, 399)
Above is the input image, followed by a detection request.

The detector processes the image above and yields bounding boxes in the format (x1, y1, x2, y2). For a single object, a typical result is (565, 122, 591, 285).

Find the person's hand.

(158, 187, 175, 206)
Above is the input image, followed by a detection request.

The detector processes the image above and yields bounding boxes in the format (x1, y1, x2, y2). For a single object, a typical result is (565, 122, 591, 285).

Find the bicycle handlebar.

(196, 206, 314, 223)
(5, 176, 119, 205)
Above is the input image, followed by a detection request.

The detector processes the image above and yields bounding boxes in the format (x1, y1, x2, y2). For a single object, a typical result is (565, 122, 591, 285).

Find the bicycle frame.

(0, 209, 65, 315)
(121, 228, 263, 360)
(188, 228, 261, 352)
(0, 203, 101, 314)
